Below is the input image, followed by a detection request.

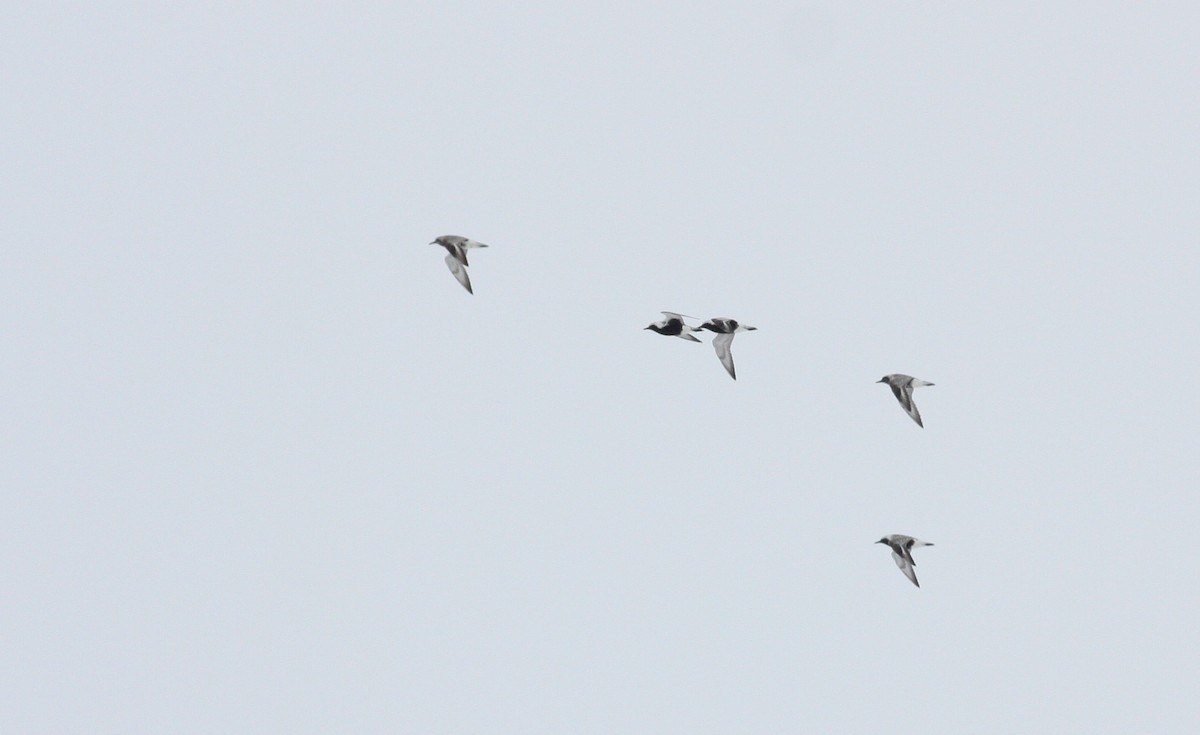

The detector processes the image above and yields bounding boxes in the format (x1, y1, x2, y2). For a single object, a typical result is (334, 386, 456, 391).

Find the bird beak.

(746, 326, 758, 330)
(876, 378, 886, 383)
(643, 326, 652, 330)
(874, 539, 885, 544)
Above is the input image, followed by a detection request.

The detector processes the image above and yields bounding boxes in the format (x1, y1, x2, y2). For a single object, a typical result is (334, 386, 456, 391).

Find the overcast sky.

(3, 2, 1199, 733)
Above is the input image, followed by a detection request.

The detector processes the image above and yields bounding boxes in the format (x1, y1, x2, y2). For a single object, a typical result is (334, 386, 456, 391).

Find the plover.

(875, 534, 934, 588)
(644, 312, 701, 342)
(431, 235, 488, 294)
(696, 318, 757, 380)
(877, 374, 934, 427)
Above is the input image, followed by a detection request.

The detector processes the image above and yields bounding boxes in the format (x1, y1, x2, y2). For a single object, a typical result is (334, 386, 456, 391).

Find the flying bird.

(643, 312, 701, 342)
(877, 374, 934, 427)
(875, 534, 934, 588)
(696, 318, 757, 380)
(430, 235, 488, 294)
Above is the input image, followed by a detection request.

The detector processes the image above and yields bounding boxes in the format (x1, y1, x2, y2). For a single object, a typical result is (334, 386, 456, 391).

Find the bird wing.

(437, 241, 469, 266)
(444, 253, 473, 294)
(660, 311, 695, 320)
(712, 332, 736, 379)
(892, 382, 923, 427)
(892, 551, 920, 587)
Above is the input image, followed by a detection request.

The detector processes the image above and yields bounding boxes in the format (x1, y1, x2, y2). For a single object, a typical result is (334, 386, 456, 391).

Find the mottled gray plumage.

(875, 534, 934, 588)
(877, 373, 934, 427)
(430, 235, 488, 294)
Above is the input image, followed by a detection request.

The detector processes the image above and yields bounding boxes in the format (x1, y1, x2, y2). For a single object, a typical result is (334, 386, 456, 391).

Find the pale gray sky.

(3, 2, 1199, 733)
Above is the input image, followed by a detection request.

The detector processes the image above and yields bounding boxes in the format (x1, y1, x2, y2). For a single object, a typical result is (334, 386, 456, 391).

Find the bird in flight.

(696, 318, 757, 380)
(430, 235, 488, 294)
(875, 534, 934, 588)
(877, 374, 934, 427)
(644, 311, 701, 342)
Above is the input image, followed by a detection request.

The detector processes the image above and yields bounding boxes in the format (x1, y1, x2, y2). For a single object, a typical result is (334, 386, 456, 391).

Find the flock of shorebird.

(429, 234, 938, 588)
